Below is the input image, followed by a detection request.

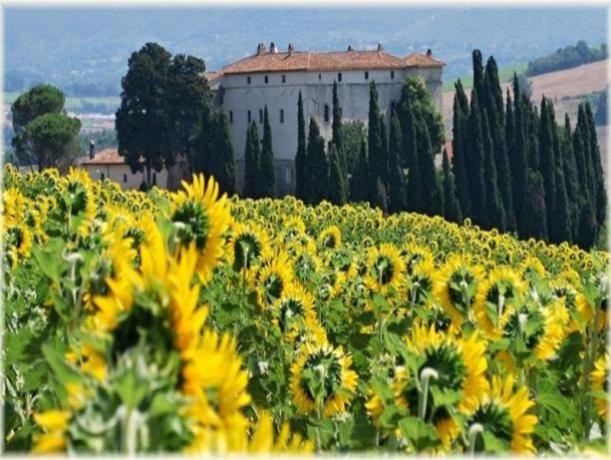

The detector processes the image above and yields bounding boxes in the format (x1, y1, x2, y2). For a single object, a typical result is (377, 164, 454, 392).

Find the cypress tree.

(387, 112, 407, 213)
(466, 90, 486, 224)
(472, 50, 486, 104)
(442, 147, 462, 223)
(482, 111, 506, 230)
(561, 115, 580, 240)
(510, 75, 529, 236)
(305, 116, 328, 203)
(550, 120, 572, 244)
(452, 82, 471, 217)
(417, 120, 441, 216)
(538, 97, 556, 235)
(484, 56, 505, 124)
(404, 108, 422, 213)
(368, 81, 385, 203)
(208, 111, 236, 195)
(295, 91, 307, 200)
(351, 139, 370, 203)
(526, 102, 540, 171)
(577, 105, 595, 198)
(243, 121, 259, 198)
(522, 169, 548, 241)
(576, 200, 598, 250)
(332, 81, 347, 174)
(380, 114, 390, 187)
(573, 121, 590, 205)
(328, 143, 348, 205)
(585, 102, 607, 227)
(255, 106, 275, 197)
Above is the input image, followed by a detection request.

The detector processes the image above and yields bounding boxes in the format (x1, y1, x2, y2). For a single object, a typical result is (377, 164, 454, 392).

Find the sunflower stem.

(468, 423, 484, 456)
(418, 367, 438, 420)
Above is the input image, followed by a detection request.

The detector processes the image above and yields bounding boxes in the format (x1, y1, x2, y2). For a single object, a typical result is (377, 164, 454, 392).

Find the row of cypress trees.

(452, 50, 606, 249)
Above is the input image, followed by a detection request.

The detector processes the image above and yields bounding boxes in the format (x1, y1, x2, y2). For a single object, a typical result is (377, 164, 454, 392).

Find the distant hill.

(4, 7, 607, 97)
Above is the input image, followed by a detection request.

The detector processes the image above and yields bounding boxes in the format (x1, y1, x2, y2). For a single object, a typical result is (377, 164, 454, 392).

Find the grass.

(442, 62, 528, 92)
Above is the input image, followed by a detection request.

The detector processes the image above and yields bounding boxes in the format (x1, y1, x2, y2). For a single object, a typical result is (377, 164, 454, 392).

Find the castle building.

(206, 42, 444, 195)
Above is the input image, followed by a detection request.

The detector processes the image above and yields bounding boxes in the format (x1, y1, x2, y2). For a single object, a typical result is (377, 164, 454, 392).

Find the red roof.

(82, 149, 127, 166)
(210, 48, 444, 77)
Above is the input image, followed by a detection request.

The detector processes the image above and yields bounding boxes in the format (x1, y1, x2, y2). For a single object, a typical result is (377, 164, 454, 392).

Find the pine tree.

(585, 102, 607, 227)
(243, 121, 260, 198)
(295, 91, 307, 200)
(208, 111, 236, 195)
(255, 106, 275, 197)
(452, 82, 472, 217)
(387, 112, 406, 213)
(466, 90, 486, 224)
(481, 111, 506, 230)
(351, 139, 370, 203)
(305, 116, 328, 203)
(328, 143, 348, 205)
(442, 147, 462, 223)
(538, 97, 556, 235)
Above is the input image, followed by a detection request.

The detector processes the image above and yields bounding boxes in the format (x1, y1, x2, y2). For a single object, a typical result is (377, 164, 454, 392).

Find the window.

(280, 109, 284, 123)
(100, 172, 105, 181)
(337, 72, 342, 82)
(259, 109, 263, 124)
(247, 110, 251, 123)
(282, 75, 286, 83)
(229, 111, 233, 123)
(247, 76, 251, 84)
(324, 104, 330, 122)
(391, 70, 395, 80)
(364, 71, 369, 80)
(123, 174, 127, 183)
(264, 75, 269, 84)
(318, 73, 322, 80)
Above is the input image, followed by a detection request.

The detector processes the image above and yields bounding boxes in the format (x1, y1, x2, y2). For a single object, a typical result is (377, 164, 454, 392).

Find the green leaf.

(42, 342, 82, 387)
(398, 416, 439, 451)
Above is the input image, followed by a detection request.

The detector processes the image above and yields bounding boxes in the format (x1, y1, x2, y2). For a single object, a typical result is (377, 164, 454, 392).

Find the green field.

(442, 62, 527, 92)
(3, 92, 120, 114)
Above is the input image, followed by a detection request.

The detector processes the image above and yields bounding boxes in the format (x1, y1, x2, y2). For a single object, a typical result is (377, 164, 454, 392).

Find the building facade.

(207, 42, 444, 195)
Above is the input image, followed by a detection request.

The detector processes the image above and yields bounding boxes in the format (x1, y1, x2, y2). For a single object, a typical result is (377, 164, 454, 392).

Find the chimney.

(426, 48, 432, 58)
(377, 43, 384, 52)
(256, 43, 266, 55)
(89, 140, 95, 159)
(288, 43, 294, 56)
(347, 44, 353, 51)
(270, 42, 277, 53)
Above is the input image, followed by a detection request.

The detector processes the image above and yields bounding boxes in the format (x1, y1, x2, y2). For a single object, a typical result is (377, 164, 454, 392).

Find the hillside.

(442, 60, 609, 166)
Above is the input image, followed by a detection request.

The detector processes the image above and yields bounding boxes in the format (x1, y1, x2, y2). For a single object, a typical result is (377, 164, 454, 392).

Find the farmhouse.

(206, 42, 444, 195)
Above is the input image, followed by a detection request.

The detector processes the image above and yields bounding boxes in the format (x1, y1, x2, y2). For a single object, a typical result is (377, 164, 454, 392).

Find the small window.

(391, 70, 395, 80)
(247, 110, 251, 123)
(264, 75, 269, 84)
(324, 104, 330, 122)
(229, 110, 233, 123)
(259, 109, 263, 124)
(100, 172, 105, 181)
(280, 109, 284, 124)
(364, 71, 369, 80)
(337, 72, 342, 82)
(319, 73, 322, 80)
(282, 75, 286, 83)
(123, 174, 127, 183)
(247, 76, 251, 84)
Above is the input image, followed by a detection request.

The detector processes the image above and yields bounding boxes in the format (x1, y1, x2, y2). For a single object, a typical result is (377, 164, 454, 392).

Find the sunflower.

(65, 344, 107, 382)
(407, 260, 439, 310)
(247, 411, 314, 453)
(32, 410, 71, 453)
(364, 243, 405, 294)
(473, 267, 525, 340)
(463, 375, 537, 454)
(318, 225, 341, 250)
(5, 223, 33, 267)
(434, 255, 483, 327)
(253, 251, 294, 307)
(400, 242, 434, 275)
(271, 282, 316, 343)
(290, 344, 357, 417)
(292, 247, 323, 284)
(171, 174, 232, 283)
(227, 222, 271, 272)
(590, 354, 609, 419)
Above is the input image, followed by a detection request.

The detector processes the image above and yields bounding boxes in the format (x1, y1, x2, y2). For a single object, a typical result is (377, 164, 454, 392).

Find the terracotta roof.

(213, 49, 444, 76)
(204, 71, 222, 84)
(82, 148, 127, 166)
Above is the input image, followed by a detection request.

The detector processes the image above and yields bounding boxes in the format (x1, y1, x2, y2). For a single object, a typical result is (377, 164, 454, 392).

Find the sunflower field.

(2, 165, 609, 455)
